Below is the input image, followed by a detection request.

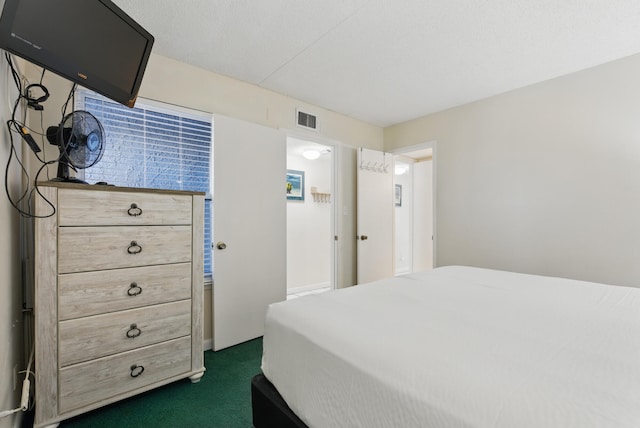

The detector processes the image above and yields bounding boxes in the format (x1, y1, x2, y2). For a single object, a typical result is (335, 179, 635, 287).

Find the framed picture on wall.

(395, 184, 402, 207)
(287, 169, 305, 201)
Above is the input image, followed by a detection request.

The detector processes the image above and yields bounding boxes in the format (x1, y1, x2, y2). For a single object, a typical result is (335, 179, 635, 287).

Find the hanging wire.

(3, 53, 78, 218)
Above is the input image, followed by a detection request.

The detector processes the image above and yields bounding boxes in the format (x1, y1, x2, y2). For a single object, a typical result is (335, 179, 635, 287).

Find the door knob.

(216, 241, 227, 250)
(358, 235, 368, 241)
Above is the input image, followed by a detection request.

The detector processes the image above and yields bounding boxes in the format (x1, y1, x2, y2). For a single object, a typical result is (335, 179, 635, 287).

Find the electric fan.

(46, 110, 105, 183)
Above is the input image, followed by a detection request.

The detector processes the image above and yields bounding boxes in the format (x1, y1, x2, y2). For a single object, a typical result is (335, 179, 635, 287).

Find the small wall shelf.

(310, 186, 331, 203)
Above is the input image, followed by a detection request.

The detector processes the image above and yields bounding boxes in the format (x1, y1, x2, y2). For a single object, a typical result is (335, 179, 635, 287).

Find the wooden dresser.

(33, 182, 205, 428)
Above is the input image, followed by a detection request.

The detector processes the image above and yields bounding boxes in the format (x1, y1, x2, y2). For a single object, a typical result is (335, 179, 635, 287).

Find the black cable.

(3, 53, 59, 218)
(60, 82, 76, 118)
(53, 82, 79, 180)
(3, 53, 80, 217)
(3, 132, 29, 210)
(4, 54, 38, 215)
(3, 123, 56, 218)
(38, 107, 50, 180)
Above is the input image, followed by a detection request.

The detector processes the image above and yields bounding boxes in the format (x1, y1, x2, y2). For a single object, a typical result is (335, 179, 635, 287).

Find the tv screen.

(0, 0, 154, 108)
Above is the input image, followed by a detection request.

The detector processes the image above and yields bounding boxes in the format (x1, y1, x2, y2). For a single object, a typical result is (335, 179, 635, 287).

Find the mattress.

(261, 266, 640, 428)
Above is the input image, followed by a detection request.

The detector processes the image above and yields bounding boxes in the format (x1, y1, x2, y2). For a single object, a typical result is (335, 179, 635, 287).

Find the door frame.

(285, 129, 340, 292)
(390, 140, 437, 268)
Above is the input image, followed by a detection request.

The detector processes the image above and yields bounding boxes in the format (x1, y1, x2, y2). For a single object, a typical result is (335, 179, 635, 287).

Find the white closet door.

(413, 159, 434, 271)
(213, 115, 286, 351)
(357, 148, 394, 284)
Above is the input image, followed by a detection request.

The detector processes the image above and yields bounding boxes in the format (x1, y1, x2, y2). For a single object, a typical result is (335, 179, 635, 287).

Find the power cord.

(0, 55, 62, 419)
(0, 347, 33, 418)
(3, 52, 77, 218)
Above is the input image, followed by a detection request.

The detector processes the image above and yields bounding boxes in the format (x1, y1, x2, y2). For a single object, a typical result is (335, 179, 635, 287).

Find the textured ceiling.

(114, 0, 640, 127)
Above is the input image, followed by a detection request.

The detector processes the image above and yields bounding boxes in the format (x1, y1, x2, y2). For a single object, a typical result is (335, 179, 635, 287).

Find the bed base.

(251, 373, 308, 428)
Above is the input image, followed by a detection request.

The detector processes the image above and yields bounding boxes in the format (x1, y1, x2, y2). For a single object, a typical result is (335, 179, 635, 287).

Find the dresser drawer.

(58, 225, 192, 273)
(58, 188, 193, 226)
(59, 336, 192, 413)
(59, 300, 192, 367)
(58, 263, 192, 320)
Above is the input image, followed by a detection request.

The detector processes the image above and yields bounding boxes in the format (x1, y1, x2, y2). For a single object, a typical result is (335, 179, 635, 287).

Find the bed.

(252, 266, 640, 428)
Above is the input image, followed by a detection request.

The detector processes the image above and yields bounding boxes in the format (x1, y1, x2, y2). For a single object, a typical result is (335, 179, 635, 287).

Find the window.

(76, 91, 213, 277)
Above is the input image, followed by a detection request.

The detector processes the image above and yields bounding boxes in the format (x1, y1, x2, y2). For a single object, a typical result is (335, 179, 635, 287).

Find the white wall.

(0, 56, 25, 428)
(385, 53, 640, 287)
(287, 152, 332, 290)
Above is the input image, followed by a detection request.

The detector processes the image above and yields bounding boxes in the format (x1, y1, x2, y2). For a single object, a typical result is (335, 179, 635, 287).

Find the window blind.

(76, 91, 213, 275)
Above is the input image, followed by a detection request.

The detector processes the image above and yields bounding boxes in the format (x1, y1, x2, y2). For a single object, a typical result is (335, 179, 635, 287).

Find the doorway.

(392, 143, 435, 274)
(286, 137, 336, 298)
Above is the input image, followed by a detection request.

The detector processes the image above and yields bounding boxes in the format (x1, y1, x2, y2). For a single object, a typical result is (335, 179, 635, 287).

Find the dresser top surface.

(36, 181, 205, 196)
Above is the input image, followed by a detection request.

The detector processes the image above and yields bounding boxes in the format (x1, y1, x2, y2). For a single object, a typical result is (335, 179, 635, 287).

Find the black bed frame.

(251, 373, 308, 428)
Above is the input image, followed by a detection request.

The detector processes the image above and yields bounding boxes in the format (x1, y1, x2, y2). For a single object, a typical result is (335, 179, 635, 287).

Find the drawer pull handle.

(127, 203, 143, 217)
(126, 323, 142, 338)
(127, 241, 142, 254)
(127, 282, 142, 296)
(130, 364, 145, 378)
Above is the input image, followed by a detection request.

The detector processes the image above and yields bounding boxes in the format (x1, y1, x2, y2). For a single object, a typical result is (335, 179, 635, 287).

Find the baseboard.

(204, 338, 212, 351)
(287, 282, 330, 295)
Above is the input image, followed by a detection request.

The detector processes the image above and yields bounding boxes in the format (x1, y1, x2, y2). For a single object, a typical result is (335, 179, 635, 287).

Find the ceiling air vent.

(296, 109, 318, 130)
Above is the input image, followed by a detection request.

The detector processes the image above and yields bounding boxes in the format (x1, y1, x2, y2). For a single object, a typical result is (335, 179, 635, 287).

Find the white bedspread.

(261, 266, 640, 428)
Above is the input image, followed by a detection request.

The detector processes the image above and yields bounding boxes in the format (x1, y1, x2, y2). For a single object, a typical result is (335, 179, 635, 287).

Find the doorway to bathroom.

(286, 137, 336, 298)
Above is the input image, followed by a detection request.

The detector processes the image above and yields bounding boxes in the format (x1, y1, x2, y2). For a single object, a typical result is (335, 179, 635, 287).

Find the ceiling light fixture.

(302, 149, 320, 160)
(395, 165, 408, 175)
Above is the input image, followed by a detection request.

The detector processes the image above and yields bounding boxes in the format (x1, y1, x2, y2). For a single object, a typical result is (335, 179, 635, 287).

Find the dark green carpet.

(60, 337, 262, 428)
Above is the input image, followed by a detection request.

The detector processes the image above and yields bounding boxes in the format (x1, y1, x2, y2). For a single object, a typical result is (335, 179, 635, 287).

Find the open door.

(356, 148, 394, 284)
(413, 158, 434, 271)
(213, 115, 286, 350)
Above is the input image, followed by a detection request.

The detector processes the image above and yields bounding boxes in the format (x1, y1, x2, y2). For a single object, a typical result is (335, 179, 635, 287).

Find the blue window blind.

(76, 91, 213, 276)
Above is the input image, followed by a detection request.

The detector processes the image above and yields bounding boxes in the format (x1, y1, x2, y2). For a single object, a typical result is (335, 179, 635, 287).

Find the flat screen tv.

(0, 0, 154, 108)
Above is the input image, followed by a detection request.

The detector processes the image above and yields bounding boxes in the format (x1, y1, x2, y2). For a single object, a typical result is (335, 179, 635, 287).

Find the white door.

(394, 157, 414, 275)
(213, 115, 286, 351)
(413, 159, 433, 271)
(357, 148, 394, 284)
